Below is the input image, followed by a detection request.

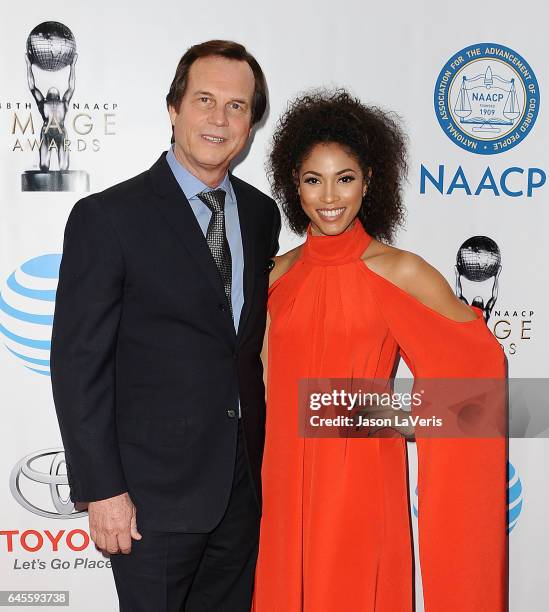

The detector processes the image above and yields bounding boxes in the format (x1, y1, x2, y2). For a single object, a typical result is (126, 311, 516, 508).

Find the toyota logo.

(10, 448, 87, 519)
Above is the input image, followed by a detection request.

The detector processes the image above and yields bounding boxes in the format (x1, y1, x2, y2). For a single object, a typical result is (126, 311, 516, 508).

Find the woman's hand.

(352, 405, 415, 438)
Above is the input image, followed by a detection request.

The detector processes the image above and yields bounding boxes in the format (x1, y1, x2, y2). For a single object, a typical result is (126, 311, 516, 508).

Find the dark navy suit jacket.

(50, 152, 281, 532)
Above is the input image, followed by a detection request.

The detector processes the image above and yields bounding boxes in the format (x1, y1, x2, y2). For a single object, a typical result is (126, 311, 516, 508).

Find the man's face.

(168, 55, 255, 182)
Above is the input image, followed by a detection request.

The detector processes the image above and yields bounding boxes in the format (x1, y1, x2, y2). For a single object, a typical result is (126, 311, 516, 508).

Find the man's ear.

(168, 104, 178, 126)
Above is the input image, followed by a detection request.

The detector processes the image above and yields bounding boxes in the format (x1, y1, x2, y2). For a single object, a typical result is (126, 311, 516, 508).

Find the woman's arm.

(362, 246, 507, 612)
(260, 311, 270, 395)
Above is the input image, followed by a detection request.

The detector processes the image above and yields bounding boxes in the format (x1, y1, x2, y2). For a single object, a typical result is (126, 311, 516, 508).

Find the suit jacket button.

(227, 409, 236, 418)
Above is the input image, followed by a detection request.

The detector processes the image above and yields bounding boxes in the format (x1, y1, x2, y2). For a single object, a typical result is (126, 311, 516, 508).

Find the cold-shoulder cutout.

(268, 245, 303, 289)
(361, 247, 481, 324)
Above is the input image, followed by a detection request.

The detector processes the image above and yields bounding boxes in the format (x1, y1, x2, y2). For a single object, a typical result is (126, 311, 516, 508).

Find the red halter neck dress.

(253, 220, 506, 611)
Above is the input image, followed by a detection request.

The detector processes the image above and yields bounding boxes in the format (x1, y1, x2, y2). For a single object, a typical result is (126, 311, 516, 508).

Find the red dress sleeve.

(363, 263, 507, 612)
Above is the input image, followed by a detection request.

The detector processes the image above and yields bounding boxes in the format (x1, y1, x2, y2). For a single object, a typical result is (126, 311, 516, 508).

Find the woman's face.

(297, 142, 369, 236)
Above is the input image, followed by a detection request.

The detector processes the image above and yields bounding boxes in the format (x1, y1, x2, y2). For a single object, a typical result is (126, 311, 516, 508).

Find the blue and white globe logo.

(507, 461, 523, 533)
(434, 43, 539, 154)
(0, 254, 61, 376)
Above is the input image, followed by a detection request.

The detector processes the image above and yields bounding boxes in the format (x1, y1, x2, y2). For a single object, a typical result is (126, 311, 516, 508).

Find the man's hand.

(88, 492, 142, 555)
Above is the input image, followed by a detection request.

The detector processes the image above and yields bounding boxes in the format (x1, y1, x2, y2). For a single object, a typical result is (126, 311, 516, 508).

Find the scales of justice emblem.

(451, 63, 522, 137)
(435, 43, 538, 154)
(22, 21, 89, 192)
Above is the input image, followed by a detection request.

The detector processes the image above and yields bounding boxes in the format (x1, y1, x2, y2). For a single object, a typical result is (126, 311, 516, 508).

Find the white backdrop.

(1, 1, 547, 609)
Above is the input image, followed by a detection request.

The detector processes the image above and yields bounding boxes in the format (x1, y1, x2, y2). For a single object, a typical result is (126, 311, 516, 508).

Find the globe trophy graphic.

(455, 236, 501, 323)
(22, 21, 89, 192)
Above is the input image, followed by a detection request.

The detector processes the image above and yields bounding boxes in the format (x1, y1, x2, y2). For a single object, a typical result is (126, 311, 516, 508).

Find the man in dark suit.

(50, 40, 281, 611)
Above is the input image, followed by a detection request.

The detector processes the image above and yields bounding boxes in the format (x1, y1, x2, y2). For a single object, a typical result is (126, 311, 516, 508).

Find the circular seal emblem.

(434, 43, 539, 154)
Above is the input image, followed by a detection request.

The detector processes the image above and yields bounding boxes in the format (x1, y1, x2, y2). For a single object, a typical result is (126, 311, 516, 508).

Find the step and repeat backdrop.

(1, 1, 547, 609)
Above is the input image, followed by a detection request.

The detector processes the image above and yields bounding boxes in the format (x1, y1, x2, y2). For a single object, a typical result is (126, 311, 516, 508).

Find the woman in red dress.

(252, 90, 507, 611)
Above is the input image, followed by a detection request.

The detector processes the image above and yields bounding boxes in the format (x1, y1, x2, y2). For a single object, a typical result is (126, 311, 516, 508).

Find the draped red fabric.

(253, 220, 506, 611)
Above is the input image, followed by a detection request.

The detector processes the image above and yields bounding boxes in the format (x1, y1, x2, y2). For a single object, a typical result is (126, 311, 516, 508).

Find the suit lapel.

(231, 175, 256, 345)
(148, 154, 260, 346)
(148, 153, 235, 337)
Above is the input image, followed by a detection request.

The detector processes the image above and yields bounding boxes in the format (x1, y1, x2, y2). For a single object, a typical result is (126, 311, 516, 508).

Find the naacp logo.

(10, 448, 86, 519)
(435, 43, 539, 154)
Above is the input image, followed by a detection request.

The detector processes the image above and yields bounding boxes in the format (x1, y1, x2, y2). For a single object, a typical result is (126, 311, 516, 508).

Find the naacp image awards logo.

(453, 236, 533, 356)
(21, 21, 89, 191)
(5, 20, 119, 191)
(434, 43, 539, 154)
(455, 236, 501, 323)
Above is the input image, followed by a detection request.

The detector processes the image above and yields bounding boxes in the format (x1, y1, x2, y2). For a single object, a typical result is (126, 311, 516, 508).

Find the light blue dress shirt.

(166, 147, 244, 332)
(166, 146, 244, 416)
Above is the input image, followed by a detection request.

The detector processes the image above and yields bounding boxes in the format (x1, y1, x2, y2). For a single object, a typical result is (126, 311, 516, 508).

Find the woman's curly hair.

(267, 89, 408, 242)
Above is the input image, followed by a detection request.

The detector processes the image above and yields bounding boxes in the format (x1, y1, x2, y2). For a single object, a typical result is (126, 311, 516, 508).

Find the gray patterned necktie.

(197, 189, 233, 318)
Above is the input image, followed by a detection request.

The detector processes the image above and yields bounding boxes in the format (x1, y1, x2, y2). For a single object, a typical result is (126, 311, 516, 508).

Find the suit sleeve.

(50, 196, 127, 503)
(366, 267, 507, 612)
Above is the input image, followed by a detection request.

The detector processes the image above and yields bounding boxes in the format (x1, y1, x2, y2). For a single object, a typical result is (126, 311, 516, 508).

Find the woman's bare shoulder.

(269, 245, 303, 286)
(362, 239, 432, 285)
(361, 239, 477, 322)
